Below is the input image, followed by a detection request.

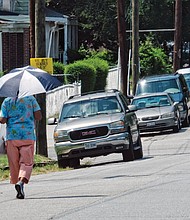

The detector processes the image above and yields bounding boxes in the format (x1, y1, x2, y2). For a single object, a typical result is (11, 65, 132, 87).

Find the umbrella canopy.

(0, 66, 62, 98)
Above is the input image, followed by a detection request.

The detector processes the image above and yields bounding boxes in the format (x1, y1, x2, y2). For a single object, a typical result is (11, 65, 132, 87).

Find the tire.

(57, 158, 70, 168)
(69, 158, 80, 168)
(134, 136, 143, 160)
(182, 112, 189, 127)
(122, 132, 134, 162)
(173, 118, 180, 133)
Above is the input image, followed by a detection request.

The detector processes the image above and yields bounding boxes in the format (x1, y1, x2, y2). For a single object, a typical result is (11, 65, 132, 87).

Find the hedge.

(65, 61, 96, 93)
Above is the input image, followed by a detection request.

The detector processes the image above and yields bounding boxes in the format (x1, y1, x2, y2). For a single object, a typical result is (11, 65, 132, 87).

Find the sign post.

(30, 57, 53, 74)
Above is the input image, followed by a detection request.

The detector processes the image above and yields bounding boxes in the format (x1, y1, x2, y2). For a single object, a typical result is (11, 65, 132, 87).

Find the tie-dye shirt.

(1, 96, 41, 140)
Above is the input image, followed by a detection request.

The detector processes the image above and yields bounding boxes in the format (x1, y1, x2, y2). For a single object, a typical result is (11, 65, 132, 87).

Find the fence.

(106, 66, 121, 90)
(46, 82, 81, 118)
(46, 67, 120, 118)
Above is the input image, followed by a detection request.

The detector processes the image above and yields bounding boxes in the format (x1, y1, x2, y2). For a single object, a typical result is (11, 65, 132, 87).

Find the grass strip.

(0, 154, 69, 181)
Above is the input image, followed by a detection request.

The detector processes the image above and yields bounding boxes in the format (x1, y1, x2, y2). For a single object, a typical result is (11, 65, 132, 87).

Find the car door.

(118, 94, 139, 142)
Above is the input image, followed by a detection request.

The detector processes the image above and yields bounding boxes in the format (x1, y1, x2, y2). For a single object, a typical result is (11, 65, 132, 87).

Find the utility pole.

(35, 0, 48, 157)
(30, 0, 35, 58)
(117, 0, 128, 96)
(132, 0, 139, 95)
(173, 0, 182, 72)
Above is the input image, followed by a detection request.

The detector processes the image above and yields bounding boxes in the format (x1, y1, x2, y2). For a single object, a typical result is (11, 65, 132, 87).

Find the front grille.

(69, 126, 109, 141)
(142, 116, 159, 121)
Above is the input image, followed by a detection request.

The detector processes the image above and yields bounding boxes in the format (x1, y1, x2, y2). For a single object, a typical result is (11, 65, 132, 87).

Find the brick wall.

(2, 29, 30, 72)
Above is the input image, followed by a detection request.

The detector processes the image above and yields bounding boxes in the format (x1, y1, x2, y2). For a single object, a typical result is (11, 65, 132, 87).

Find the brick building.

(0, 1, 78, 72)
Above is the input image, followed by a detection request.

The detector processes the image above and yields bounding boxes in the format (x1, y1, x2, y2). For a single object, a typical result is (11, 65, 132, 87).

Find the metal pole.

(132, 0, 139, 95)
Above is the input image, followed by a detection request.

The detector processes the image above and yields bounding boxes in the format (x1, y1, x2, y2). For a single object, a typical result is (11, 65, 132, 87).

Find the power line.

(126, 28, 175, 33)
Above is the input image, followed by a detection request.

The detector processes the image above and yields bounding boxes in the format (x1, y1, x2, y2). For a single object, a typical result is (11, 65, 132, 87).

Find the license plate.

(147, 122, 156, 127)
(84, 143, 97, 149)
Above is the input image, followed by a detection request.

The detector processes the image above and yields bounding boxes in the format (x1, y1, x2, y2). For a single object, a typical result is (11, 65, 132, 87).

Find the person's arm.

(34, 110, 42, 121)
(0, 117, 7, 124)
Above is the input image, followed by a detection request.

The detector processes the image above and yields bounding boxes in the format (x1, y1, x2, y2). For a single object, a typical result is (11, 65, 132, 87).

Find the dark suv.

(49, 90, 143, 168)
(135, 74, 190, 127)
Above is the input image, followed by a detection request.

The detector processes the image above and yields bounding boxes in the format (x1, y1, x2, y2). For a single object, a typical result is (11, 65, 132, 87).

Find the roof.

(176, 68, 190, 74)
(0, 8, 70, 25)
(45, 8, 68, 18)
(66, 90, 119, 104)
(0, 10, 19, 16)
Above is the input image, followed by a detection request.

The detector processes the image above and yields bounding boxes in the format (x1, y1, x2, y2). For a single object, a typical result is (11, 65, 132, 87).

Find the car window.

(132, 95, 171, 109)
(119, 94, 129, 110)
(136, 79, 180, 95)
(59, 96, 122, 121)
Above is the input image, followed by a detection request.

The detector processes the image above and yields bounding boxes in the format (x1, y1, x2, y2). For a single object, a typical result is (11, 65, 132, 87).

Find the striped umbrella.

(0, 65, 62, 98)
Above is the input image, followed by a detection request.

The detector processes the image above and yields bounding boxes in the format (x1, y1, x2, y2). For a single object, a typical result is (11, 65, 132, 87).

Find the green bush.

(90, 49, 116, 66)
(139, 36, 172, 77)
(0, 72, 4, 77)
(78, 46, 116, 66)
(85, 58, 109, 91)
(53, 62, 65, 84)
(65, 61, 96, 93)
(67, 48, 86, 63)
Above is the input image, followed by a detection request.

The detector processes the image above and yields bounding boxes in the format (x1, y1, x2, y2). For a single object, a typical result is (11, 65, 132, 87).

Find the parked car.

(176, 68, 190, 91)
(135, 74, 190, 127)
(48, 89, 143, 168)
(131, 93, 181, 133)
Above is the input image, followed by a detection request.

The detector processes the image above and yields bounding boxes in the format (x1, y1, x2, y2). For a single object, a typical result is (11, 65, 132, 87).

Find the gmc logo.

(82, 130, 96, 136)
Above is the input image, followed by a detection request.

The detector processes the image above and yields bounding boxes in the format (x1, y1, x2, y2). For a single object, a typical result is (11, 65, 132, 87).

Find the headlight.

(161, 112, 175, 118)
(178, 103, 184, 111)
(110, 120, 126, 134)
(54, 130, 69, 141)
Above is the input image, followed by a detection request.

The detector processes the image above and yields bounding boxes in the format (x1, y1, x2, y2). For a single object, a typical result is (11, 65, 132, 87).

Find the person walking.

(0, 95, 42, 199)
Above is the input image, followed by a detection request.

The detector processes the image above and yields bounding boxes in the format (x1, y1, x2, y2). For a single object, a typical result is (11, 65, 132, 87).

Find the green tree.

(139, 36, 172, 77)
(46, 0, 190, 64)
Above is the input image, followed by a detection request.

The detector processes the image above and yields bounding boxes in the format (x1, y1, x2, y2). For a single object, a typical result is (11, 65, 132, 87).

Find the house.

(0, 0, 78, 72)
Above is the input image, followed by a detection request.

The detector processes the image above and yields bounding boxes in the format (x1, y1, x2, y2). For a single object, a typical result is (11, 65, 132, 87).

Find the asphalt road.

(1, 126, 190, 219)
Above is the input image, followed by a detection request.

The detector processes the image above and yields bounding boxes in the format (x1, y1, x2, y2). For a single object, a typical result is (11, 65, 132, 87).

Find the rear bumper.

(55, 132, 130, 159)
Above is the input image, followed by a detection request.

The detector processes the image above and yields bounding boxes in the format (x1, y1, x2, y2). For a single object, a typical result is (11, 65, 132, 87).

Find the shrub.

(85, 58, 109, 91)
(65, 61, 96, 93)
(139, 36, 172, 77)
(53, 62, 66, 84)
(0, 72, 4, 77)
(78, 46, 116, 66)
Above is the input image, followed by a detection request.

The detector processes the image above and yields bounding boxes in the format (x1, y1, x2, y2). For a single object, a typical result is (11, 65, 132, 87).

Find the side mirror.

(128, 104, 137, 112)
(183, 86, 188, 92)
(47, 117, 57, 125)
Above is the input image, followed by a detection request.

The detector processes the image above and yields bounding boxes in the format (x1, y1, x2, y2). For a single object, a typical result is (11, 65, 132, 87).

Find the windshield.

(136, 79, 181, 95)
(59, 96, 122, 121)
(132, 95, 171, 110)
